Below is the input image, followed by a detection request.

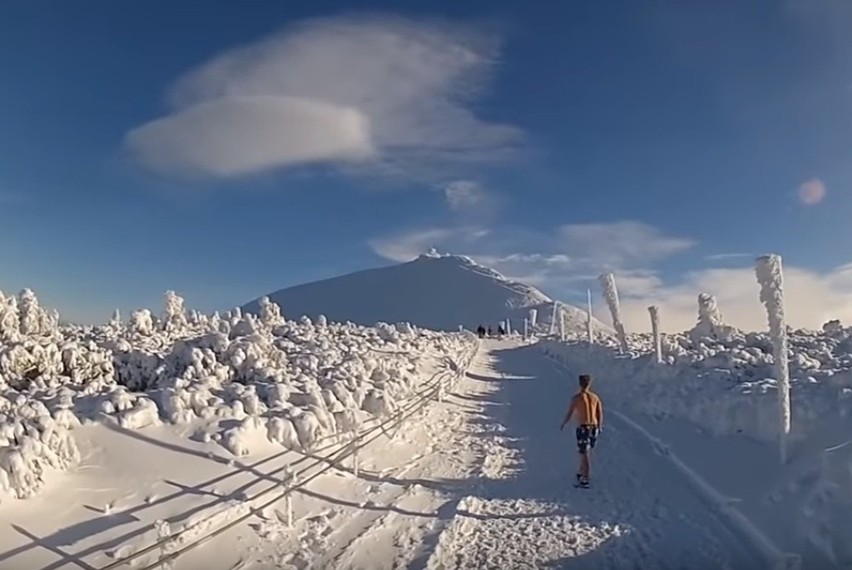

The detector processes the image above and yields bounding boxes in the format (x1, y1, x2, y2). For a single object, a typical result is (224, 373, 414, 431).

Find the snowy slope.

(243, 251, 603, 333)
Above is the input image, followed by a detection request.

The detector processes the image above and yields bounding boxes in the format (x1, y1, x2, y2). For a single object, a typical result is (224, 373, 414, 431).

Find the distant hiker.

(487, 326, 493, 337)
(560, 374, 603, 488)
(497, 325, 505, 337)
(476, 325, 485, 338)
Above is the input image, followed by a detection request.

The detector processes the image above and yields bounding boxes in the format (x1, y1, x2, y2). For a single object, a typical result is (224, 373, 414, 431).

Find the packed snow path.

(252, 339, 764, 569)
(414, 341, 763, 570)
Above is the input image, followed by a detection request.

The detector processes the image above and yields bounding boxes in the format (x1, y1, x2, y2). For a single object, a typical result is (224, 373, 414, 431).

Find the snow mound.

(241, 252, 603, 334)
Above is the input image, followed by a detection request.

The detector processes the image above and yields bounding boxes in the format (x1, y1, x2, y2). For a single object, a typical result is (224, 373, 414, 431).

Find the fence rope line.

(99, 339, 480, 570)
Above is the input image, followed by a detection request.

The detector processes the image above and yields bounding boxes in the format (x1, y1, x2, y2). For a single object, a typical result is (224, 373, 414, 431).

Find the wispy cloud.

(444, 180, 486, 211)
(368, 226, 483, 263)
(798, 178, 827, 206)
(558, 221, 695, 269)
(705, 252, 752, 261)
(369, 220, 694, 300)
(125, 14, 521, 180)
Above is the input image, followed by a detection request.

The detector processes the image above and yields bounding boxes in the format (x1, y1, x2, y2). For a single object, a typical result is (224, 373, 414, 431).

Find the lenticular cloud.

(124, 15, 520, 178)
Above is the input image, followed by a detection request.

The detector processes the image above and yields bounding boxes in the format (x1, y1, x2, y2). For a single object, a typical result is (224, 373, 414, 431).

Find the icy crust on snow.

(0, 289, 475, 501)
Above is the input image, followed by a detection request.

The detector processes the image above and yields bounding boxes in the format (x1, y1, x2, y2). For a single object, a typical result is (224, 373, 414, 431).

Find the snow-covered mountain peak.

(243, 254, 602, 333)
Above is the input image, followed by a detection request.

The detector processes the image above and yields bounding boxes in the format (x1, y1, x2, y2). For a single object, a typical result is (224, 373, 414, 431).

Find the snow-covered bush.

(0, 288, 477, 502)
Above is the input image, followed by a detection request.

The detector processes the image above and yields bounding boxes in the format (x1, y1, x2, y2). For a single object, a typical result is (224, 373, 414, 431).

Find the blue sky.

(2, 0, 852, 330)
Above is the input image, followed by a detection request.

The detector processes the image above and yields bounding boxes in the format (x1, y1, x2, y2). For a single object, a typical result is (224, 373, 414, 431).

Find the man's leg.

(586, 427, 598, 481)
(575, 426, 590, 483)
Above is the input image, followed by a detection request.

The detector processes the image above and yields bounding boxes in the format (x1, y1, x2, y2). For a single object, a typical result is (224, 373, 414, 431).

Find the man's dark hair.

(579, 374, 592, 388)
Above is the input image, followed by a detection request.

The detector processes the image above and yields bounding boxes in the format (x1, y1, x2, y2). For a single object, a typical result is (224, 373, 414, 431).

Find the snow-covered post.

(286, 470, 297, 527)
(523, 318, 529, 340)
(505, 319, 512, 335)
(586, 289, 594, 344)
(599, 273, 628, 353)
(529, 308, 538, 329)
(648, 305, 662, 364)
(558, 306, 566, 341)
(755, 254, 792, 465)
(549, 303, 558, 336)
(352, 434, 360, 478)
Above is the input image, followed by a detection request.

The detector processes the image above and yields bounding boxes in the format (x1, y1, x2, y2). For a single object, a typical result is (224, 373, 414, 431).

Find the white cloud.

(615, 264, 852, 333)
(126, 14, 520, 178)
(798, 178, 827, 206)
(368, 226, 472, 263)
(369, 220, 692, 298)
(370, 221, 852, 332)
(126, 96, 373, 176)
(558, 221, 695, 269)
(705, 252, 752, 261)
(444, 180, 485, 211)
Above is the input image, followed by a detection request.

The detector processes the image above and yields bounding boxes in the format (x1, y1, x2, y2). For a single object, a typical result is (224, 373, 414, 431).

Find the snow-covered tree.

(648, 305, 662, 364)
(130, 309, 154, 336)
(18, 289, 44, 336)
(258, 296, 285, 327)
(162, 290, 187, 333)
(755, 254, 791, 464)
(690, 293, 734, 342)
(599, 273, 628, 353)
(0, 294, 19, 339)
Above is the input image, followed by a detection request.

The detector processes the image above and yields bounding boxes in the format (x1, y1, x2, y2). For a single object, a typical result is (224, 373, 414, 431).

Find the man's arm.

(560, 396, 576, 430)
(596, 398, 604, 430)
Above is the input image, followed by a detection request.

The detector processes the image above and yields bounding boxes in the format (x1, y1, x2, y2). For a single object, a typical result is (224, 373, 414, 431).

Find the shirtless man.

(559, 374, 603, 488)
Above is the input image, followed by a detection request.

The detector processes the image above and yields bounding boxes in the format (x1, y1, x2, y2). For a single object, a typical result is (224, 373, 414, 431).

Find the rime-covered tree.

(690, 293, 734, 342)
(130, 309, 154, 336)
(18, 289, 43, 335)
(0, 293, 20, 339)
(258, 296, 285, 327)
(162, 290, 188, 333)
